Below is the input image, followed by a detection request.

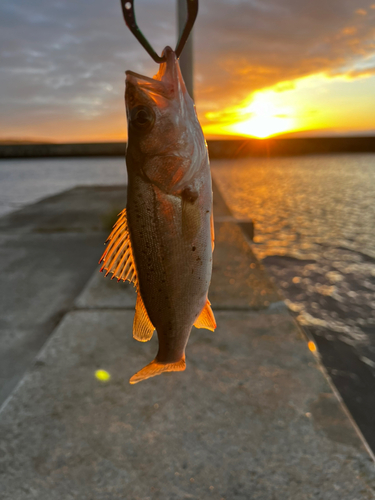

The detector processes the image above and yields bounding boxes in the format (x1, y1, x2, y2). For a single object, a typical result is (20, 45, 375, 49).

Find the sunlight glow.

(229, 92, 295, 138)
(308, 341, 317, 353)
(201, 70, 375, 139)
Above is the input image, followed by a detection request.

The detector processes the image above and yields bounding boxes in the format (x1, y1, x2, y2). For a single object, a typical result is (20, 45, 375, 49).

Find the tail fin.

(129, 357, 186, 384)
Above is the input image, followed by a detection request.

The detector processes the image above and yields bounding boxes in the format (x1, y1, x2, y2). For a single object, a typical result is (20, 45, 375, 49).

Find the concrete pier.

(0, 182, 374, 499)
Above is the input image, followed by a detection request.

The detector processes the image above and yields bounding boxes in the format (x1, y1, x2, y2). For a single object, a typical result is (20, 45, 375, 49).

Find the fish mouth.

(126, 71, 171, 97)
(126, 70, 173, 99)
(125, 46, 186, 99)
(125, 71, 157, 85)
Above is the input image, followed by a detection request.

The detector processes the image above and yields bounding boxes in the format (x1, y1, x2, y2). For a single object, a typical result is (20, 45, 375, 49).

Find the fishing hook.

(120, 0, 198, 63)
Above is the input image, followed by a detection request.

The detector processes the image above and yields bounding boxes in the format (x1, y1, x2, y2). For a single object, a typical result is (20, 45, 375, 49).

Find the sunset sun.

(202, 88, 297, 139)
(229, 91, 295, 139)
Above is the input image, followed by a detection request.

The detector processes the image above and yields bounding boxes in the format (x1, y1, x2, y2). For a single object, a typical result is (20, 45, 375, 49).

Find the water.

(0, 157, 127, 217)
(213, 154, 375, 350)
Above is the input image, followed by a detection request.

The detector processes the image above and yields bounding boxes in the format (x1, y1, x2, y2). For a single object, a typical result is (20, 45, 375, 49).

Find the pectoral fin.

(99, 208, 137, 286)
(100, 209, 155, 343)
(194, 300, 216, 331)
(133, 293, 155, 342)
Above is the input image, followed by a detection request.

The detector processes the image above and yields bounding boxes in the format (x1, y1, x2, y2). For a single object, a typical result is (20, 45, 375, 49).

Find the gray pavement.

(0, 182, 374, 499)
(0, 186, 126, 405)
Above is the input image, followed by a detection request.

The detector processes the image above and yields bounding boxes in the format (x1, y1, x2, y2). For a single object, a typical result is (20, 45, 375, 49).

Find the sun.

(202, 87, 297, 139)
(229, 91, 295, 138)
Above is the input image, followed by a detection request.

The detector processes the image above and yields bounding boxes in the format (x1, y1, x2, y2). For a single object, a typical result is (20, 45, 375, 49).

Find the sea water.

(212, 154, 375, 375)
(0, 157, 127, 217)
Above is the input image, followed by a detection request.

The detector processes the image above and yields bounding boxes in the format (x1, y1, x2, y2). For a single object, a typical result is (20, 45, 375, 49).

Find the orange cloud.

(194, 0, 375, 124)
(341, 27, 357, 36)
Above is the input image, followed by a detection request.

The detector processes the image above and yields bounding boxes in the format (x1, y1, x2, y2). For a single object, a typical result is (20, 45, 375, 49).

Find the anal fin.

(194, 299, 216, 331)
(133, 293, 155, 342)
(129, 357, 186, 384)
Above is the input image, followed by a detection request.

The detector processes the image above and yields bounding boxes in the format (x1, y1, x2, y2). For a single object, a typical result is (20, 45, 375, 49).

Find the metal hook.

(120, 0, 198, 63)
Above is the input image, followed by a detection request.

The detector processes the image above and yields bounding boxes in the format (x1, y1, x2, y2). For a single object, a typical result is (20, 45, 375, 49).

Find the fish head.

(125, 46, 207, 192)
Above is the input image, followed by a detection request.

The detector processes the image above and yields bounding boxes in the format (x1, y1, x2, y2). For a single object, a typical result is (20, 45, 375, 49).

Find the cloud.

(0, 0, 174, 140)
(195, 0, 375, 115)
(0, 0, 374, 140)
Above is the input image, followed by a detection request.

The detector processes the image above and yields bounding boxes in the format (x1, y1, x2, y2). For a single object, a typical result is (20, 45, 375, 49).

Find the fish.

(99, 46, 216, 384)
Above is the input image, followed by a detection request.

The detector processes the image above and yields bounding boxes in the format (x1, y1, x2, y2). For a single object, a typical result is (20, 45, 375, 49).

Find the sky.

(0, 0, 375, 142)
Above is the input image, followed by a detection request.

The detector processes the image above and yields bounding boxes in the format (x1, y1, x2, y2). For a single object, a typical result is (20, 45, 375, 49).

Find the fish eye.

(130, 105, 155, 132)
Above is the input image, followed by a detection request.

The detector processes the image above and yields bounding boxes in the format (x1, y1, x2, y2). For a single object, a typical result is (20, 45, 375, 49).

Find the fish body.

(100, 46, 216, 383)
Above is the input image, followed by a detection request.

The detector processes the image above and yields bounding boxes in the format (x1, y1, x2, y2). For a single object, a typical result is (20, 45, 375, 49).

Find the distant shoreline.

(0, 136, 375, 159)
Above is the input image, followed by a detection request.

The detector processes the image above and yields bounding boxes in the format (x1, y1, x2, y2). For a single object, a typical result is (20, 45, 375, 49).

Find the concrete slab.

(0, 230, 105, 406)
(0, 185, 126, 234)
(1, 308, 374, 499)
(75, 270, 137, 309)
(210, 221, 282, 309)
(212, 178, 232, 218)
(0, 185, 128, 407)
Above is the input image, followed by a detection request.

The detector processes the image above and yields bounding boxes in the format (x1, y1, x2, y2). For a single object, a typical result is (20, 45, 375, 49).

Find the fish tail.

(129, 357, 186, 384)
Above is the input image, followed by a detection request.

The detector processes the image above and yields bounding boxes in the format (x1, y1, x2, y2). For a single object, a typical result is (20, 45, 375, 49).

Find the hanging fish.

(99, 46, 216, 384)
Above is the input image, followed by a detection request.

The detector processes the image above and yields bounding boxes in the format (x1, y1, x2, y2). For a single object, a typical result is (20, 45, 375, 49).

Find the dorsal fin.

(99, 208, 137, 286)
(133, 293, 155, 342)
(194, 299, 216, 331)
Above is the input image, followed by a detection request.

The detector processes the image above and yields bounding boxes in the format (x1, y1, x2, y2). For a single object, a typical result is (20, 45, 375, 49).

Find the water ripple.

(213, 153, 375, 371)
